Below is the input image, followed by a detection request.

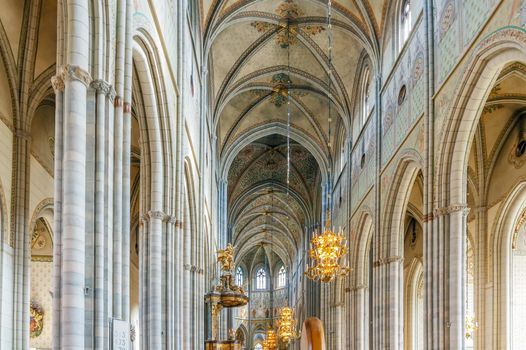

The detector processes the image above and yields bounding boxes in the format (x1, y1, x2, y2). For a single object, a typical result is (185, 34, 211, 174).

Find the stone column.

(448, 206, 468, 349)
(104, 84, 115, 346)
(89, 79, 113, 349)
(52, 2, 92, 348)
(139, 215, 148, 349)
(148, 210, 164, 349)
(431, 205, 469, 349)
(11, 129, 31, 350)
(121, 0, 133, 323)
(58, 62, 92, 349)
(371, 253, 404, 350)
(112, 0, 127, 321)
(51, 75, 64, 350)
(348, 285, 368, 349)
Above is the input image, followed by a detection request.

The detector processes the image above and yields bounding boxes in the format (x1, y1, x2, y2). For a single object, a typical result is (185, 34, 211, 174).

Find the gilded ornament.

(250, 0, 324, 48)
(305, 211, 350, 283)
(217, 243, 235, 272)
(277, 306, 298, 345)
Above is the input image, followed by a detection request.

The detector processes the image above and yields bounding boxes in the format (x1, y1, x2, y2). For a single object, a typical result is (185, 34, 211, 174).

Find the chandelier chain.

(286, 17, 291, 197)
(326, 0, 333, 222)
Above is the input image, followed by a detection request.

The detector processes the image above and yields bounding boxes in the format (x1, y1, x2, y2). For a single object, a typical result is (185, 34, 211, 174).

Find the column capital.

(162, 214, 182, 227)
(15, 128, 32, 141)
(373, 255, 403, 267)
(90, 79, 114, 97)
(147, 210, 166, 221)
(346, 284, 366, 292)
(53, 64, 92, 90)
(434, 204, 470, 217)
(51, 75, 65, 92)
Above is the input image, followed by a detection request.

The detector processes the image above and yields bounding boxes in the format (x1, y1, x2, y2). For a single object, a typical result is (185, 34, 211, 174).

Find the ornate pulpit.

(205, 244, 249, 350)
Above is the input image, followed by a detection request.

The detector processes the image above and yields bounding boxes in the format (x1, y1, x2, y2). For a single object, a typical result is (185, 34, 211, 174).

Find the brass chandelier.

(263, 329, 278, 350)
(305, 214, 350, 282)
(277, 306, 298, 345)
(305, 0, 350, 283)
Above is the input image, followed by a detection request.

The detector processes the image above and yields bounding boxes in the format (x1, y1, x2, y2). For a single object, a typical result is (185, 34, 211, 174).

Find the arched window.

(236, 266, 244, 286)
(277, 266, 287, 288)
(256, 268, 267, 290)
(399, 0, 412, 48)
(361, 67, 371, 127)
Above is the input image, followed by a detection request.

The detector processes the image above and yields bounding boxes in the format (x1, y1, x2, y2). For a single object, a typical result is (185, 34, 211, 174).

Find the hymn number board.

(112, 319, 130, 350)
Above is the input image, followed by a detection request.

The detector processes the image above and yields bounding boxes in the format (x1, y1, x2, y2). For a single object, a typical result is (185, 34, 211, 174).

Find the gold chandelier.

(263, 329, 278, 350)
(305, 213, 350, 283)
(277, 306, 298, 346)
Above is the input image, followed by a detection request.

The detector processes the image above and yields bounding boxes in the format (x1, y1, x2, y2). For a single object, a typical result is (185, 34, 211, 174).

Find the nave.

(0, 0, 525, 349)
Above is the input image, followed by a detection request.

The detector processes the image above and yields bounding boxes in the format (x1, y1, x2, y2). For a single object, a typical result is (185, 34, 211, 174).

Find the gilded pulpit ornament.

(205, 245, 248, 349)
(217, 243, 235, 272)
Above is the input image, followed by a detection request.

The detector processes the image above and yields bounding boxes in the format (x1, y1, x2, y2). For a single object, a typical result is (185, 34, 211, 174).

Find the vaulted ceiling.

(204, 0, 384, 159)
(207, 0, 386, 265)
(229, 135, 320, 266)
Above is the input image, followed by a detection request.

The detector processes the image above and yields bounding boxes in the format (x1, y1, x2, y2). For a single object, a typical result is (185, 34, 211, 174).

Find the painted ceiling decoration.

(250, 0, 325, 48)
(207, 0, 382, 157)
(251, 73, 307, 107)
(228, 135, 320, 267)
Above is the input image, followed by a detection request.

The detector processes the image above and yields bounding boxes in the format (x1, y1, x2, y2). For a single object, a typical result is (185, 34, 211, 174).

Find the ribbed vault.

(210, 0, 382, 269)
(229, 134, 320, 266)
(205, 0, 382, 161)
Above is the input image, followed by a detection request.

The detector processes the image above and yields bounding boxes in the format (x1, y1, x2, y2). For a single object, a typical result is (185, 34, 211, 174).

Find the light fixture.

(305, 212, 350, 282)
(465, 315, 479, 339)
(263, 329, 278, 350)
(304, 0, 350, 283)
(277, 306, 298, 346)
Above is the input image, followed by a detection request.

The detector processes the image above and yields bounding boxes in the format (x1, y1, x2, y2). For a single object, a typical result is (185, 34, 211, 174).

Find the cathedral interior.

(0, 0, 526, 349)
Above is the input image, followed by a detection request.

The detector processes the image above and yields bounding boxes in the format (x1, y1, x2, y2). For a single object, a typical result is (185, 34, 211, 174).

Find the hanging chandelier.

(305, 213, 350, 282)
(277, 306, 298, 345)
(304, 0, 350, 284)
(263, 329, 278, 350)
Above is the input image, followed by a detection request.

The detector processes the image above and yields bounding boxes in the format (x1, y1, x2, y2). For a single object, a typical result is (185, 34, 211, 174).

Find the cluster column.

(11, 129, 31, 350)
(52, 1, 134, 348)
